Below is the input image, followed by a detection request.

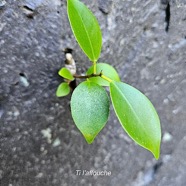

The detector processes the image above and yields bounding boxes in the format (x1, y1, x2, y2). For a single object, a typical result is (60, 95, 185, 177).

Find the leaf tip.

(152, 141, 161, 160)
(84, 134, 95, 144)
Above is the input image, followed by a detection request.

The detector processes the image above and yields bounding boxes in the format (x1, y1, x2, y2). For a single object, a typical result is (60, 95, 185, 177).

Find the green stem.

(101, 74, 113, 83)
(93, 61, 96, 74)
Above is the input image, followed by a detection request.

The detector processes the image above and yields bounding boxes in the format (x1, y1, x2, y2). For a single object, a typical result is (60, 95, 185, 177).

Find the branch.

(73, 72, 102, 79)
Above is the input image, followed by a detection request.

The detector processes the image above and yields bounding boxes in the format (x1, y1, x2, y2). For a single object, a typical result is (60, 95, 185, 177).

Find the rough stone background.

(0, 0, 186, 185)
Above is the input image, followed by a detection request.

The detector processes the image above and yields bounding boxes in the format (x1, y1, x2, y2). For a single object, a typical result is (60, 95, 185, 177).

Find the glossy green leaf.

(86, 63, 120, 86)
(58, 67, 74, 80)
(67, 0, 102, 61)
(110, 82, 161, 159)
(71, 81, 109, 143)
(56, 82, 70, 97)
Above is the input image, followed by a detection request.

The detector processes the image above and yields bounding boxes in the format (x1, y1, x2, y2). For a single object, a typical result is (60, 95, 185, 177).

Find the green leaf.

(86, 63, 120, 86)
(71, 81, 109, 143)
(58, 67, 74, 80)
(67, 0, 102, 62)
(56, 82, 70, 97)
(110, 82, 161, 159)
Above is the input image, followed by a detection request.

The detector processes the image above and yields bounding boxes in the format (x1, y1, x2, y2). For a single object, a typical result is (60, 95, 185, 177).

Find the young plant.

(56, 0, 161, 159)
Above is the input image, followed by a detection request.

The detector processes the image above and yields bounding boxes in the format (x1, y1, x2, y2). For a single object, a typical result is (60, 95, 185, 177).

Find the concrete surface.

(0, 0, 186, 185)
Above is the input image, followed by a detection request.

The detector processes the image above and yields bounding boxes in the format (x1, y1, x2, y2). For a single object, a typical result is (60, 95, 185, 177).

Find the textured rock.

(0, 0, 186, 185)
(150, 136, 186, 186)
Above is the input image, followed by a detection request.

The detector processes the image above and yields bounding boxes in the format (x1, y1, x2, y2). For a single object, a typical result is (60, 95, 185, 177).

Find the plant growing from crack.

(56, 0, 161, 159)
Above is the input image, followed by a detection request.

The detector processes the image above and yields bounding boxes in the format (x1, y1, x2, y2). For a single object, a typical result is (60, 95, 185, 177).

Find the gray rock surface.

(0, 0, 186, 185)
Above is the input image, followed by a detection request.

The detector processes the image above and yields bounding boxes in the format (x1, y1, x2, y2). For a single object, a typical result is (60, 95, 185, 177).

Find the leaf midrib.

(111, 82, 147, 138)
(68, 0, 96, 61)
(111, 83, 160, 158)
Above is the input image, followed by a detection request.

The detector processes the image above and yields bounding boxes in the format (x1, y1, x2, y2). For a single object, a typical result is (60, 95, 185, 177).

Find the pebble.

(19, 75, 29, 87)
(41, 128, 52, 144)
(52, 138, 61, 147)
(162, 132, 173, 142)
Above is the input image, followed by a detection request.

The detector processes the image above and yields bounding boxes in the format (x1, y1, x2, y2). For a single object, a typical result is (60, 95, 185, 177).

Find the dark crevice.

(165, 2, 171, 32)
(153, 161, 163, 173)
(98, 0, 113, 14)
(19, 72, 26, 77)
(22, 5, 34, 12)
(64, 48, 73, 54)
(21, 5, 35, 19)
(69, 79, 77, 92)
(147, 162, 163, 184)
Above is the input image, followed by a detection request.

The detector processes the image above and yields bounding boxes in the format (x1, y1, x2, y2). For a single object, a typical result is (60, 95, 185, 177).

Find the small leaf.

(86, 62, 120, 86)
(58, 67, 74, 80)
(110, 82, 161, 159)
(56, 82, 70, 97)
(71, 81, 110, 143)
(67, 0, 102, 61)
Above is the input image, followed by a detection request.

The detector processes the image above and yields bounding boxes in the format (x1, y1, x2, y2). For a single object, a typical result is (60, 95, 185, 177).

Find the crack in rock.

(165, 2, 170, 32)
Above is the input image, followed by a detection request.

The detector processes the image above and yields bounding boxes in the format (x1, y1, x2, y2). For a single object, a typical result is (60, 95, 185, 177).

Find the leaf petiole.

(93, 61, 97, 74)
(100, 74, 113, 83)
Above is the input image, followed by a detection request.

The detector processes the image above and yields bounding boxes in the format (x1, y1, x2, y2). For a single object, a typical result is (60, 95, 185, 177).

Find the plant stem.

(73, 71, 113, 83)
(101, 74, 113, 83)
(73, 73, 101, 79)
(93, 61, 96, 74)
